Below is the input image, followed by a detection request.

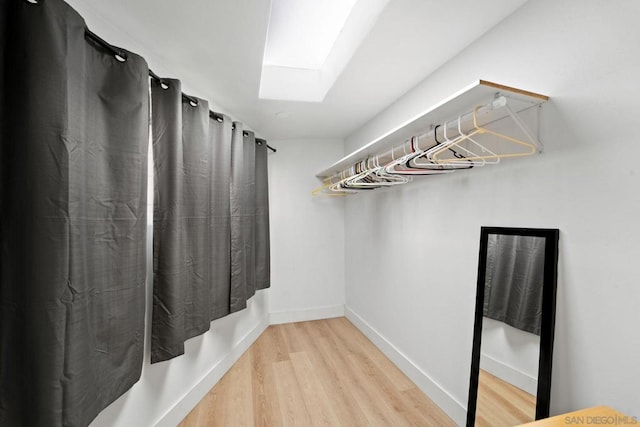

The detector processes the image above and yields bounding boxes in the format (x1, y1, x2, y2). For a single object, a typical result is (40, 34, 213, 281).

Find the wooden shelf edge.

(479, 80, 549, 101)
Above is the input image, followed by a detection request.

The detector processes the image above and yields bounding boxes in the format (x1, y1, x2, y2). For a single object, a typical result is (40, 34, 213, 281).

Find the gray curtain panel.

(181, 96, 213, 339)
(483, 234, 546, 335)
(244, 131, 257, 300)
(230, 124, 259, 312)
(1, 0, 149, 425)
(230, 123, 248, 312)
(150, 79, 187, 363)
(151, 84, 216, 362)
(255, 141, 271, 290)
(209, 116, 233, 320)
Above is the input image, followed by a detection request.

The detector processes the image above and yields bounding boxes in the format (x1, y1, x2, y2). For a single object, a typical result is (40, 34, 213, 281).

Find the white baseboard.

(345, 306, 467, 426)
(480, 353, 537, 395)
(154, 317, 270, 427)
(269, 304, 345, 325)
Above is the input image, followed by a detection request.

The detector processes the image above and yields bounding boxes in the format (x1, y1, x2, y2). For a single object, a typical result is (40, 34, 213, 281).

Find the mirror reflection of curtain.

(483, 235, 545, 335)
(1, 0, 149, 424)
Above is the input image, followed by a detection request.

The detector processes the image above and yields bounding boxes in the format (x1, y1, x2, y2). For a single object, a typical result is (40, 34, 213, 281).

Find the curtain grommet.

(25, 0, 41, 4)
(160, 81, 169, 90)
(189, 100, 198, 108)
(114, 52, 127, 63)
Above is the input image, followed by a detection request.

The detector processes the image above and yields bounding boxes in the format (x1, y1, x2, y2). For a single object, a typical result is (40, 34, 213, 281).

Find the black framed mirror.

(466, 227, 559, 427)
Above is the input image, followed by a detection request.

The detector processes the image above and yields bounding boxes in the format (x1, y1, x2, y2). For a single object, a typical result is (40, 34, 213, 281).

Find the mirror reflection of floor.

(476, 369, 536, 427)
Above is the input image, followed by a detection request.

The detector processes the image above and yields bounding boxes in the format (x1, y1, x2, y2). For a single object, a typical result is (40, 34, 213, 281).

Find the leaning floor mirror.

(466, 227, 559, 427)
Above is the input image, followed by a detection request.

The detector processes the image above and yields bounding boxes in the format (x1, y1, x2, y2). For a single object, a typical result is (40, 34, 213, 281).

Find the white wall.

(268, 139, 346, 324)
(480, 318, 539, 395)
(344, 0, 640, 424)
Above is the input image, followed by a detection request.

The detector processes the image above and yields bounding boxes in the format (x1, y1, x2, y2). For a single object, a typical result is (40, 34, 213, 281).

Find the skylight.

(263, 0, 358, 70)
(259, 0, 390, 102)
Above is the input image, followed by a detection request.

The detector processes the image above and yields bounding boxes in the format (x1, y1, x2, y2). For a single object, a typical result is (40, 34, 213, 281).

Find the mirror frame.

(466, 226, 559, 426)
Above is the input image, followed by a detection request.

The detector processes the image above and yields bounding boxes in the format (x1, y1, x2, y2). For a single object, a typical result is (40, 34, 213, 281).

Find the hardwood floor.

(475, 369, 536, 427)
(180, 317, 455, 427)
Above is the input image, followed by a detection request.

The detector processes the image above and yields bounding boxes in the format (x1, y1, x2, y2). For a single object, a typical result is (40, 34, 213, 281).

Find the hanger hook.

(434, 124, 442, 145)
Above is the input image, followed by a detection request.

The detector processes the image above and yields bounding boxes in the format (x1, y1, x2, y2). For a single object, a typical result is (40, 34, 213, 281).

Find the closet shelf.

(316, 80, 548, 180)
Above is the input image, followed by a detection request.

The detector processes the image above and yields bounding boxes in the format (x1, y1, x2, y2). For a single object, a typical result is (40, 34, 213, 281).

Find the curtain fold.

(483, 234, 546, 335)
(1, 0, 149, 425)
(230, 122, 248, 312)
(230, 127, 274, 311)
(243, 131, 257, 300)
(181, 96, 212, 339)
(230, 124, 261, 312)
(151, 84, 216, 362)
(150, 79, 186, 362)
(209, 116, 233, 320)
(255, 141, 271, 290)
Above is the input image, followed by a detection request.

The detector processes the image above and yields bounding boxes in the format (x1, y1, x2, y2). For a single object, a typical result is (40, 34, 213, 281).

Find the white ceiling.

(68, 0, 528, 141)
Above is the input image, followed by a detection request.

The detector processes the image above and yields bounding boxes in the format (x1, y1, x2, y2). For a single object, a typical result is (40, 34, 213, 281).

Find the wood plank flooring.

(475, 369, 536, 427)
(180, 317, 455, 427)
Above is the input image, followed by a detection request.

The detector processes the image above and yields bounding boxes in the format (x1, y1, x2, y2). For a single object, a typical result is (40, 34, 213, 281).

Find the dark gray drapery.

(0, 0, 149, 425)
(181, 95, 213, 340)
(243, 130, 257, 301)
(151, 80, 238, 363)
(230, 124, 258, 312)
(229, 122, 246, 312)
(483, 234, 546, 335)
(151, 83, 211, 362)
(150, 79, 187, 362)
(209, 116, 233, 320)
(255, 141, 271, 290)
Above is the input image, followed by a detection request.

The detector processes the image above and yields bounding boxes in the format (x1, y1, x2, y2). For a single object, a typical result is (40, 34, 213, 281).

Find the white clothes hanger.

(410, 124, 477, 170)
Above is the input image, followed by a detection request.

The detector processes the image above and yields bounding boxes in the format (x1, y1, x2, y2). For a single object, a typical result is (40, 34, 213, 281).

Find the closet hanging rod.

(83, 27, 276, 153)
(323, 95, 540, 184)
(85, 27, 127, 61)
(317, 80, 548, 180)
